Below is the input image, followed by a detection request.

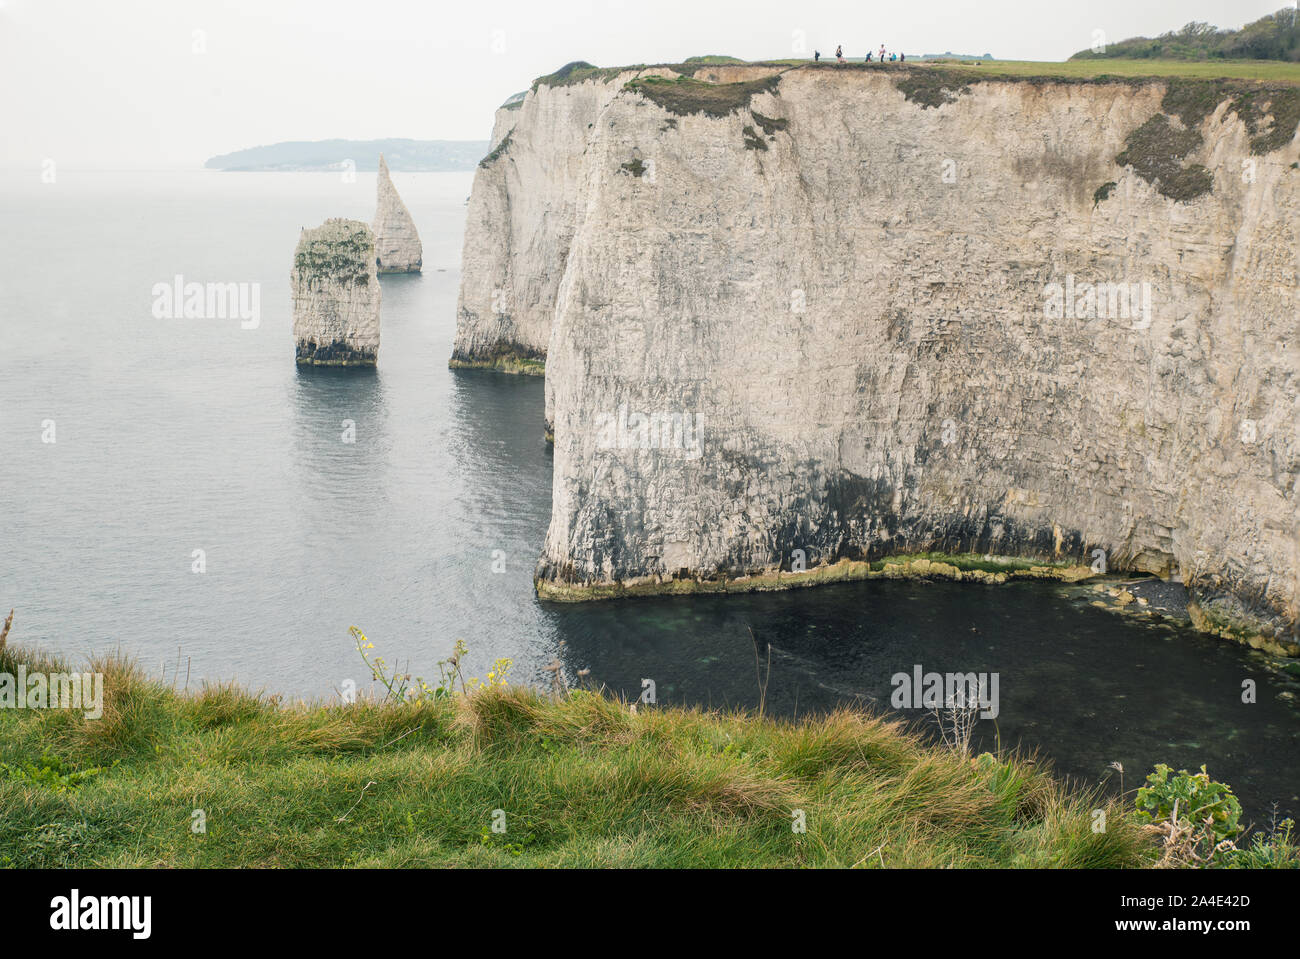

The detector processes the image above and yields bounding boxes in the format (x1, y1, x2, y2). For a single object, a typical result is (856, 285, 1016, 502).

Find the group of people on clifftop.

(814, 45, 904, 63)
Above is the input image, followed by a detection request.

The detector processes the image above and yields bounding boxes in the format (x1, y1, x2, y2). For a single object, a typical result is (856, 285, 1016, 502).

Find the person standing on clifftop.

(814, 50, 821, 61)
(835, 44, 844, 63)
(879, 44, 886, 61)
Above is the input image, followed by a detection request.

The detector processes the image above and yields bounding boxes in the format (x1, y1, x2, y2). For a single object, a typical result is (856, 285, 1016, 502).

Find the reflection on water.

(0, 171, 1296, 824)
(291, 366, 388, 516)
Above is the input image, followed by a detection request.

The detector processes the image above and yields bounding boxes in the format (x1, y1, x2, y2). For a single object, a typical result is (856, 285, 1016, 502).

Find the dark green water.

(1, 171, 1296, 822)
(554, 579, 1300, 820)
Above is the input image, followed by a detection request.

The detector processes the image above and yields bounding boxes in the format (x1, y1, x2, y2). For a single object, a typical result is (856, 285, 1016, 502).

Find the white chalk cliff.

(372, 154, 422, 274)
(292, 218, 381, 365)
(452, 65, 684, 372)
(456, 62, 1300, 648)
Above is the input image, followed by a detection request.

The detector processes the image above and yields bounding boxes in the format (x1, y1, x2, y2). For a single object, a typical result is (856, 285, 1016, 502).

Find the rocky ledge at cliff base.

(292, 218, 381, 366)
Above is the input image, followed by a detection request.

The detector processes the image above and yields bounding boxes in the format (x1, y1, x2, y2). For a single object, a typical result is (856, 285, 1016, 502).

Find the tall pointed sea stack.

(372, 154, 422, 273)
(291, 218, 381, 366)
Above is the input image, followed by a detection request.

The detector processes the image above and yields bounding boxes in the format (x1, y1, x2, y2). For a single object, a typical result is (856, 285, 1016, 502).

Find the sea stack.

(291, 218, 381, 366)
(372, 154, 422, 273)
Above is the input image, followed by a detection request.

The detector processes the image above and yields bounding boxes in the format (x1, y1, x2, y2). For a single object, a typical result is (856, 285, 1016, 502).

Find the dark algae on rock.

(1114, 114, 1213, 202)
(1113, 78, 1300, 201)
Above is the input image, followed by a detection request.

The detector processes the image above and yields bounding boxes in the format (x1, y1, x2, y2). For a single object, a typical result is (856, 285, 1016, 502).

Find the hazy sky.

(0, 0, 1291, 168)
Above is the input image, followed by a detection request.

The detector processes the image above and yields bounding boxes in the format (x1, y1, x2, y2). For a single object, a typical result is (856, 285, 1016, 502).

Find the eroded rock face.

(291, 218, 381, 366)
(452, 69, 679, 373)
(372, 154, 422, 274)
(464, 64, 1300, 643)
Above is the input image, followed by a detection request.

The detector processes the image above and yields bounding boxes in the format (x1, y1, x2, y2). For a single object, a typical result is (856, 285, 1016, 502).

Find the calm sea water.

(1, 170, 1296, 819)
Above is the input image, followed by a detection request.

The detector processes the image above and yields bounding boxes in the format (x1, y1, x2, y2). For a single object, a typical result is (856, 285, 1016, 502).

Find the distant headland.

(205, 138, 489, 172)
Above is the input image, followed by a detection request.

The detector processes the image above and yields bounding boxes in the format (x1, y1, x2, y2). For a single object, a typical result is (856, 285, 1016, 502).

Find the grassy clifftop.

(929, 57, 1300, 82)
(0, 643, 1152, 868)
(529, 57, 1300, 96)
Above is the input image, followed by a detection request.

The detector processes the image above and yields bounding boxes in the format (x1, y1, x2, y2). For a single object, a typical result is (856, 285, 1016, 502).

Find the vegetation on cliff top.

(530, 60, 630, 91)
(930, 57, 1300, 82)
(292, 220, 374, 285)
(527, 56, 1300, 138)
(624, 73, 783, 118)
(896, 61, 1300, 103)
(1070, 7, 1300, 63)
(528, 55, 1300, 99)
(681, 55, 746, 65)
(531, 57, 765, 93)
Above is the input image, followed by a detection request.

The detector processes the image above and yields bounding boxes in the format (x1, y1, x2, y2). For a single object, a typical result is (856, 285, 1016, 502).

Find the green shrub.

(1069, 9, 1300, 62)
(1136, 764, 1243, 865)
